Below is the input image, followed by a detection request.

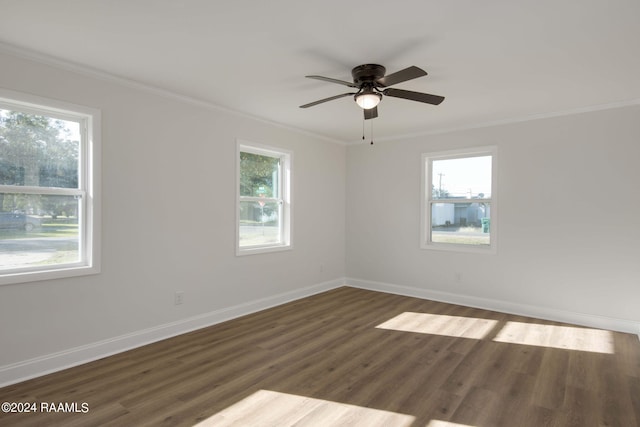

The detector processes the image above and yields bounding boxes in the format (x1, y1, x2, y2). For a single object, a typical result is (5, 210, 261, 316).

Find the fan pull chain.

(361, 116, 374, 145)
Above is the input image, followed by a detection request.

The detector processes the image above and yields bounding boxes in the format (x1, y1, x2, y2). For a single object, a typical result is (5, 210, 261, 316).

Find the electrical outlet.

(174, 291, 184, 305)
(454, 272, 462, 283)
(319, 264, 324, 273)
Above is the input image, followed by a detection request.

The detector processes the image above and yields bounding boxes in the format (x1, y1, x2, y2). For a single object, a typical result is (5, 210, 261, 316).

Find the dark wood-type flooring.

(1, 287, 639, 426)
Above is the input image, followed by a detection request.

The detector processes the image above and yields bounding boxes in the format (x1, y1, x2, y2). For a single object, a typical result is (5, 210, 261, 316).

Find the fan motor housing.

(351, 64, 386, 86)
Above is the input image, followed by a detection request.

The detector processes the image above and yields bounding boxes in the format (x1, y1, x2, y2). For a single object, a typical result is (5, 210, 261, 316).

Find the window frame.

(421, 146, 497, 254)
(236, 140, 292, 256)
(0, 89, 101, 285)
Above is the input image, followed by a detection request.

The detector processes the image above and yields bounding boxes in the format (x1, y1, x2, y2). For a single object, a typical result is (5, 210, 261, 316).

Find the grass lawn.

(431, 226, 490, 245)
(0, 220, 78, 239)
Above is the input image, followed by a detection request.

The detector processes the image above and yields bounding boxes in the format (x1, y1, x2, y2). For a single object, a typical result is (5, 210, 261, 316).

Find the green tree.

(239, 152, 279, 197)
(432, 184, 451, 199)
(0, 110, 79, 213)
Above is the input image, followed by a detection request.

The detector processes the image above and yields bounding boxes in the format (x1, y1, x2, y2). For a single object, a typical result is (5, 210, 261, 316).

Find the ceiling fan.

(300, 64, 444, 120)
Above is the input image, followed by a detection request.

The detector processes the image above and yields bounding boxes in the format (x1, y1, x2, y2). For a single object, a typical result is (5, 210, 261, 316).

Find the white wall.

(1, 46, 638, 386)
(0, 50, 346, 381)
(346, 106, 640, 327)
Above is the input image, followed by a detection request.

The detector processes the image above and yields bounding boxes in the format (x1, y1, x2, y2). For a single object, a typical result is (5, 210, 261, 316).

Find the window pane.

(239, 200, 281, 247)
(431, 202, 491, 245)
(0, 109, 80, 188)
(432, 155, 491, 199)
(239, 152, 279, 198)
(0, 193, 80, 270)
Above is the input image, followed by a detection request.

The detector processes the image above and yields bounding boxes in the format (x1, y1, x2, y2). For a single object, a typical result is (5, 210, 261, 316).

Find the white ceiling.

(1, 0, 639, 143)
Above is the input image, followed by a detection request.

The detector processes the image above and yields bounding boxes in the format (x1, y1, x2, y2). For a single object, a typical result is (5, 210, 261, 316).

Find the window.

(421, 146, 497, 253)
(236, 141, 291, 255)
(0, 90, 100, 284)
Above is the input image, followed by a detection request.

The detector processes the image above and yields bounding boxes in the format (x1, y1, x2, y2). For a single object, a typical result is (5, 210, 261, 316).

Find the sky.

(432, 155, 492, 198)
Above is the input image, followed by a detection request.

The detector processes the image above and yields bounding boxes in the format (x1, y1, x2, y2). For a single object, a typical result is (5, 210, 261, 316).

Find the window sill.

(0, 264, 100, 286)
(421, 242, 497, 255)
(236, 244, 292, 257)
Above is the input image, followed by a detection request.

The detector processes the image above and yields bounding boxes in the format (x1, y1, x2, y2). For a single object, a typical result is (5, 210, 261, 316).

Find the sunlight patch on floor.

(376, 312, 498, 339)
(493, 321, 614, 354)
(426, 420, 477, 427)
(195, 389, 415, 427)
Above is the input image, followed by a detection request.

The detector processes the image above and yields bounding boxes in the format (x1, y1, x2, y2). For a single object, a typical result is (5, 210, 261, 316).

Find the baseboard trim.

(0, 278, 346, 388)
(3, 277, 636, 387)
(345, 277, 640, 335)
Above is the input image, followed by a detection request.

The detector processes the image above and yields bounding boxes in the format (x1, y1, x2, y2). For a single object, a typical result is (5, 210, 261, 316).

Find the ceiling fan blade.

(364, 106, 378, 120)
(376, 66, 427, 87)
(306, 75, 357, 88)
(299, 92, 355, 108)
(383, 88, 445, 105)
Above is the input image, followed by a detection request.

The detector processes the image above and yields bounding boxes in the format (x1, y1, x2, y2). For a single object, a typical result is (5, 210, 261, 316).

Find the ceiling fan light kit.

(300, 63, 445, 122)
(355, 91, 381, 109)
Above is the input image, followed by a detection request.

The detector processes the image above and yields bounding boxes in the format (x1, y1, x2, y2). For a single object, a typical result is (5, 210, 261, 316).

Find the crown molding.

(0, 41, 346, 146)
(4, 41, 637, 148)
(348, 98, 640, 144)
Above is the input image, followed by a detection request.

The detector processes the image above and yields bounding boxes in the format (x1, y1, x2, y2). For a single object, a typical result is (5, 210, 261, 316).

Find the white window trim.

(421, 146, 497, 254)
(236, 140, 292, 256)
(0, 88, 101, 285)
